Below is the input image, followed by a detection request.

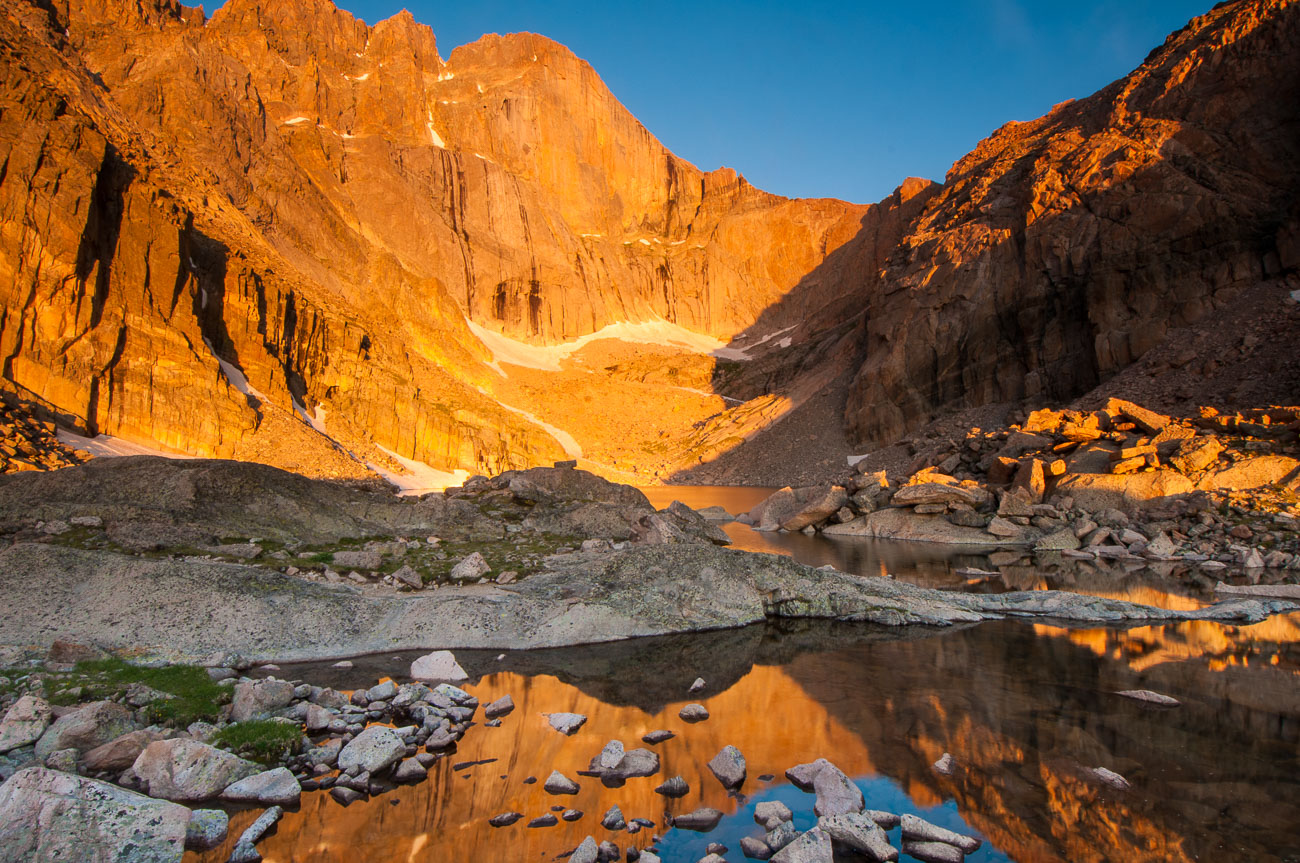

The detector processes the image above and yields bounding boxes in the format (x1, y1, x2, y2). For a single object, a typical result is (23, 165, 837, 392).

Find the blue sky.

(212, 1, 1211, 203)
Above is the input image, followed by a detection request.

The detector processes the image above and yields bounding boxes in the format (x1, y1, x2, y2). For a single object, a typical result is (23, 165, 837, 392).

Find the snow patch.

(368, 444, 469, 495)
(465, 318, 731, 372)
(476, 84, 483, 94)
(344, 72, 371, 82)
(426, 111, 446, 148)
(57, 430, 194, 460)
(282, 116, 312, 126)
(204, 339, 267, 401)
(437, 70, 455, 82)
(714, 324, 798, 360)
(473, 386, 583, 457)
(637, 239, 651, 246)
(474, 153, 495, 163)
(579, 233, 602, 239)
(291, 398, 329, 435)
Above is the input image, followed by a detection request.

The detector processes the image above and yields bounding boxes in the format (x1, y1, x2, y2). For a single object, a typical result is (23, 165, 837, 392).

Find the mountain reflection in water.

(188, 618, 1300, 863)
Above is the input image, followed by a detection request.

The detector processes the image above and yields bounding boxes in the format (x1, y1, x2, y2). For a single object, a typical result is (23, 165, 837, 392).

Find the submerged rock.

(672, 807, 723, 831)
(900, 814, 981, 853)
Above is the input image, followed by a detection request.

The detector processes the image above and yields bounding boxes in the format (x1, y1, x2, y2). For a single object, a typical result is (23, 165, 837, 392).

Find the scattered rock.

(707, 744, 746, 789)
(1091, 766, 1132, 790)
(679, 704, 709, 722)
(642, 730, 674, 744)
(598, 740, 625, 769)
(900, 813, 981, 853)
(812, 760, 864, 817)
(754, 800, 793, 830)
(230, 679, 295, 722)
(489, 811, 523, 827)
(450, 552, 491, 580)
(132, 738, 260, 802)
(410, 650, 469, 682)
(569, 836, 600, 863)
(484, 695, 515, 718)
(546, 713, 588, 735)
(932, 752, 954, 776)
(0, 696, 52, 754)
(34, 700, 134, 760)
(655, 776, 689, 797)
(544, 771, 580, 795)
(185, 809, 229, 851)
(672, 807, 723, 832)
(600, 805, 625, 830)
(819, 812, 899, 862)
(338, 726, 406, 775)
(1116, 689, 1180, 707)
(221, 767, 301, 807)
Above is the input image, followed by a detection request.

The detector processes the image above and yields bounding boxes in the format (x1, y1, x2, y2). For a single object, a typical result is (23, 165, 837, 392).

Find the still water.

(188, 487, 1300, 863)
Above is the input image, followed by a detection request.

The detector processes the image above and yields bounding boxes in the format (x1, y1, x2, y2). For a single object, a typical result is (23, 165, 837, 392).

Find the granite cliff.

(0, 0, 1296, 483)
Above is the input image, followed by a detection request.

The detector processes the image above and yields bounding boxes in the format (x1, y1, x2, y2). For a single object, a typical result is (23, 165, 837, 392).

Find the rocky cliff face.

(0, 0, 1296, 481)
(845, 0, 1300, 446)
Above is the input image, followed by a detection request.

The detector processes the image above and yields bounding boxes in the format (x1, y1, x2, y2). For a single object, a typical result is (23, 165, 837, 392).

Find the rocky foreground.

(0, 639, 1007, 863)
(0, 456, 1297, 663)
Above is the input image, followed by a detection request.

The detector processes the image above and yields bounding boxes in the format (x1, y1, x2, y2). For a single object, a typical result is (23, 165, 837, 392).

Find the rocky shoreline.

(0, 640, 1007, 863)
(737, 399, 1300, 574)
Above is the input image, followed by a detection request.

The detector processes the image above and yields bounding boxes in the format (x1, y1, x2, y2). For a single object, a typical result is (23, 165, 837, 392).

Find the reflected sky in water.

(189, 615, 1300, 863)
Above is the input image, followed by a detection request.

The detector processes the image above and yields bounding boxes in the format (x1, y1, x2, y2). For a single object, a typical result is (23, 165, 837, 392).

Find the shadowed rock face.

(844, 0, 1300, 445)
(1, 0, 1298, 480)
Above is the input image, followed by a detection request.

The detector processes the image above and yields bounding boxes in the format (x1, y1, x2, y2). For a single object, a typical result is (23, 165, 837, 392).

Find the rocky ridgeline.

(0, 644, 496, 862)
(0, 402, 84, 475)
(743, 399, 1300, 575)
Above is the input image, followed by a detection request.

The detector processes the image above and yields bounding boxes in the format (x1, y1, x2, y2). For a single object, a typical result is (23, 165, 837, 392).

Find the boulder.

(754, 800, 793, 830)
(410, 650, 468, 682)
(819, 812, 899, 861)
(0, 696, 52, 754)
(771, 826, 832, 862)
(0, 767, 191, 863)
(570, 836, 600, 863)
(588, 747, 659, 779)
(132, 739, 260, 802)
(483, 695, 515, 719)
(1052, 471, 1194, 514)
(83, 729, 166, 772)
(824, 508, 1022, 546)
(679, 704, 709, 722)
(450, 552, 491, 580)
(707, 745, 746, 789)
(185, 809, 229, 851)
(337, 726, 406, 775)
(220, 767, 301, 806)
(901, 841, 963, 863)
(900, 813, 981, 853)
(230, 679, 295, 722)
(34, 701, 135, 760)
(598, 740, 624, 769)
(543, 770, 579, 795)
(672, 807, 724, 831)
(1105, 399, 1169, 434)
(813, 761, 864, 817)
(655, 776, 689, 797)
(891, 482, 989, 508)
(780, 485, 850, 531)
(1197, 456, 1300, 492)
(332, 550, 382, 570)
(545, 713, 587, 735)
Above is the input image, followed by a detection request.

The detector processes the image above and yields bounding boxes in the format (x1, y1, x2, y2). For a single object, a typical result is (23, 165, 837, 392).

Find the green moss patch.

(46, 657, 229, 725)
(212, 719, 302, 764)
